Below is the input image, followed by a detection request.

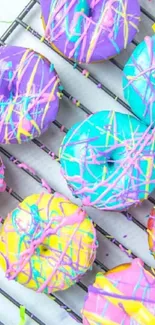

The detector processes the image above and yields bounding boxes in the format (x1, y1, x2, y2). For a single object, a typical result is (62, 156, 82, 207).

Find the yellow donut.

(0, 192, 97, 293)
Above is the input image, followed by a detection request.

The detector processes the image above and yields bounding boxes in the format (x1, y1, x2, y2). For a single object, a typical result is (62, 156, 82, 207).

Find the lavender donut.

(40, 0, 141, 63)
(0, 46, 60, 144)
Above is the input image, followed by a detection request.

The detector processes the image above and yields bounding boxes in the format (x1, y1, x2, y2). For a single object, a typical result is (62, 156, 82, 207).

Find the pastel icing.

(123, 35, 155, 126)
(0, 157, 6, 192)
(0, 46, 60, 144)
(147, 207, 155, 257)
(40, 0, 141, 63)
(59, 110, 155, 211)
(82, 259, 155, 325)
(0, 192, 97, 293)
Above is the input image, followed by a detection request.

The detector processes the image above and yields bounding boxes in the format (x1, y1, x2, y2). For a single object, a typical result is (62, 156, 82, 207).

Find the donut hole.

(0, 79, 16, 100)
(88, 8, 92, 17)
(0, 63, 16, 99)
(0, 79, 11, 99)
(98, 152, 115, 167)
(108, 147, 126, 167)
(41, 245, 48, 253)
(10, 83, 16, 97)
(107, 157, 114, 167)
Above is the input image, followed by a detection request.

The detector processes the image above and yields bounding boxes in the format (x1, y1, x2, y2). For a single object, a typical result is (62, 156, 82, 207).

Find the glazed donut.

(0, 45, 60, 144)
(0, 157, 6, 192)
(59, 110, 155, 211)
(0, 192, 97, 293)
(82, 258, 155, 325)
(147, 207, 155, 257)
(40, 0, 141, 63)
(123, 35, 155, 126)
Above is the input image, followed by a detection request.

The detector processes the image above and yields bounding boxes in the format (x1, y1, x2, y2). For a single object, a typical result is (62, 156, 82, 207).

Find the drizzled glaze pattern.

(123, 35, 155, 127)
(40, 0, 141, 63)
(82, 259, 155, 325)
(147, 207, 155, 257)
(0, 192, 97, 293)
(0, 157, 6, 192)
(59, 111, 155, 211)
(0, 46, 60, 144)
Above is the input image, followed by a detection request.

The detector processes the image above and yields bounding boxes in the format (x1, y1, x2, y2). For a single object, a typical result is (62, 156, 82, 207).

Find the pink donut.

(82, 259, 155, 324)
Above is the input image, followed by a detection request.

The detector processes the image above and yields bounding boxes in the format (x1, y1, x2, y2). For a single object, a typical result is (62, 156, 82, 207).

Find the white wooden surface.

(0, 1, 155, 324)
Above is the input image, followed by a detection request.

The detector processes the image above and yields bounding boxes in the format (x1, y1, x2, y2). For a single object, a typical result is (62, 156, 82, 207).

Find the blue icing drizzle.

(12, 204, 44, 239)
(113, 1, 121, 39)
(67, 0, 90, 60)
(26, 113, 32, 121)
(29, 204, 40, 220)
(50, 0, 90, 60)
(12, 208, 20, 220)
(65, 0, 90, 43)
(50, 63, 54, 72)
(8, 61, 13, 81)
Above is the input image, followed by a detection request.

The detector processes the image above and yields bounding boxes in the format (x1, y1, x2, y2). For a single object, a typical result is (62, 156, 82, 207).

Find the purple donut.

(40, 0, 141, 63)
(0, 46, 60, 144)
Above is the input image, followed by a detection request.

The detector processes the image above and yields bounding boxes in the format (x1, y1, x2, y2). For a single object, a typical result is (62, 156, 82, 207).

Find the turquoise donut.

(59, 111, 155, 211)
(123, 35, 155, 126)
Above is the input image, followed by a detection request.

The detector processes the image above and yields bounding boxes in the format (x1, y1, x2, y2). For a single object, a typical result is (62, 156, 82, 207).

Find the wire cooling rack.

(0, 0, 155, 324)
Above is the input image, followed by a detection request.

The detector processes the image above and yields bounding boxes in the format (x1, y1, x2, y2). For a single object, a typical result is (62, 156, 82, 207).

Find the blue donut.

(59, 111, 155, 210)
(123, 35, 155, 126)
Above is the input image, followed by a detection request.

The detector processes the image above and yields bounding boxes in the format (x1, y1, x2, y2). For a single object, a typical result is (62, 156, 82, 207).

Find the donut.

(147, 207, 155, 257)
(0, 45, 60, 144)
(0, 157, 6, 192)
(40, 0, 141, 63)
(0, 192, 97, 293)
(123, 35, 155, 126)
(59, 110, 155, 211)
(82, 258, 155, 324)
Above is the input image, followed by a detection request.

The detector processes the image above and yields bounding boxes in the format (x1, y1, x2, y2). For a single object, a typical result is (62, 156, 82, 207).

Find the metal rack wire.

(0, 1, 155, 324)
